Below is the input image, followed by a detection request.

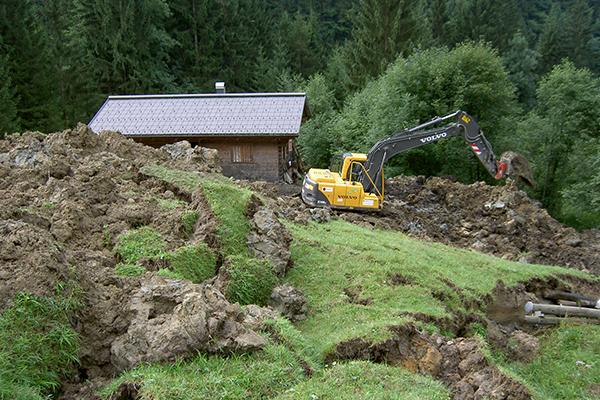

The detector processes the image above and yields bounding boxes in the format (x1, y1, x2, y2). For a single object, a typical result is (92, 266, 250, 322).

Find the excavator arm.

(359, 111, 529, 194)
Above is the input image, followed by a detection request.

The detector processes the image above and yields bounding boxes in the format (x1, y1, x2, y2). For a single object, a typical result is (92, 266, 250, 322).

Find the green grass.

(140, 165, 254, 257)
(196, 178, 254, 256)
(286, 220, 584, 356)
(225, 255, 278, 306)
(114, 226, 167, 264)
(0, 292, 79, 399)
(114, 224, 217, 282)
(275, 361, 450, 400)
(501, 324, 600, 400)
(140, 165, 273, 305)
(157, 268, 185, 280)
(102, 318, 314, 400)
(156, 198, 187, 210)
(180, 210, 199, 235)
(102, 345, 304, 400)
(164, 243, 216, 283)
(140, 165, 203, 193)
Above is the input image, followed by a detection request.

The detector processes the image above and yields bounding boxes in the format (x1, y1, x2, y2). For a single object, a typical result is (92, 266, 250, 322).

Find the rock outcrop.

(111, 276, 265, 371)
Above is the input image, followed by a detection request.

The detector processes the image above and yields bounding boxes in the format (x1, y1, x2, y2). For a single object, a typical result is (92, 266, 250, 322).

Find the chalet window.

(231, 144, 253, 163)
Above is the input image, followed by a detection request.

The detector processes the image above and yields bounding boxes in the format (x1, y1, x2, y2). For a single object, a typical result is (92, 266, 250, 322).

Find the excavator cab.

(302, 152, 383, 210)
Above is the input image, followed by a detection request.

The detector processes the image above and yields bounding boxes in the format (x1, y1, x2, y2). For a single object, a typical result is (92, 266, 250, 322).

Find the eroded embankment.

(325, 274, 600, 400)
(0, 126, 299, 399)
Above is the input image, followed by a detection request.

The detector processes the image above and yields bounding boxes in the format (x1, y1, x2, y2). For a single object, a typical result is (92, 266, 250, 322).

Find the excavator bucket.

(499, 151, 536, 187)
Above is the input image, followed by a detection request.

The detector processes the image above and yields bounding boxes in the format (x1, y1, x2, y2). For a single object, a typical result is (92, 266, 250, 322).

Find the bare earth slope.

(0, 125, 280, 397)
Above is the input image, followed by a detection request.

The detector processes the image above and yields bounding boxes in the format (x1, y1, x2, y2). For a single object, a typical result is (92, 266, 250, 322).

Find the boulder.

(247, 207, 292, 277)
(270, 284, 308, 322)
(111, 276, 266, 371)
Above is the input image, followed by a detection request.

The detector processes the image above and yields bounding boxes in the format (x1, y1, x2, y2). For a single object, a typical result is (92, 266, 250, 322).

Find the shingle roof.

(89, 93, 307, 137)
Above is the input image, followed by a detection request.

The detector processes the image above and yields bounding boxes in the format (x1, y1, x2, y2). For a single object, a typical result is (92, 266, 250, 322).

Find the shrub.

(225, 255, 278, 306)
(180, 210, 199, 235)
(164, 243, 216, 283)
(114, 226, 166, 263)
(115, 263, 146, 277)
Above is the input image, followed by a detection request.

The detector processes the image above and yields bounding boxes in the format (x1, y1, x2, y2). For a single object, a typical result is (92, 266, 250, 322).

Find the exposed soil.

(328, 275, 600, 400)
(0, 125, 286, 398)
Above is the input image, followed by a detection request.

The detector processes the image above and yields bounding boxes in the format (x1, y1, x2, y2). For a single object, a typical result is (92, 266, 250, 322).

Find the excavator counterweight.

(301, 111, 534, 210)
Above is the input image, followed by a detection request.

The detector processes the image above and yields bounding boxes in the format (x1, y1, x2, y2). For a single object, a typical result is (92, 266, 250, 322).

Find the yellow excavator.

(301, 110, 534, 210)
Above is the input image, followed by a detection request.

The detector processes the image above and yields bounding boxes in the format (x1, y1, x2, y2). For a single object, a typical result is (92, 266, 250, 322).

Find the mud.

(0, 125, 275, 398)
(3, 125, 599, 400)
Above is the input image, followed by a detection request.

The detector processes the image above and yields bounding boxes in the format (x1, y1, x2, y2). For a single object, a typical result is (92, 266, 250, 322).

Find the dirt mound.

(0, 124, 257, 393)
(0, 220, 71, 309)
(369, 176, 600, 273)
(111, 276, 265, 371)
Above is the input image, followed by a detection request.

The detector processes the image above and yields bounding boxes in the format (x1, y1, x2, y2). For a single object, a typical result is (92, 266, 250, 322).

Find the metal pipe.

(543, 290, 600, 309)
(525, 315, 600, 325)
(524, 302, 600, 319)
(406, 111, 460, 133)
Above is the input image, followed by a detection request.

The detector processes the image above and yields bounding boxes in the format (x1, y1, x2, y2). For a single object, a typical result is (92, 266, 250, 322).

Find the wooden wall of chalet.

(133, 135, 294, 181)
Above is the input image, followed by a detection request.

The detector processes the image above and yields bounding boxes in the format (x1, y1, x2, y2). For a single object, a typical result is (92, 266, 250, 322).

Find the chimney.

(215, 81, 225, 94)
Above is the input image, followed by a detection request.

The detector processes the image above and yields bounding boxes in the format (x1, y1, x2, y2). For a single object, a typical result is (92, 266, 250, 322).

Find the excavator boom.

(302, 111, 533, 210)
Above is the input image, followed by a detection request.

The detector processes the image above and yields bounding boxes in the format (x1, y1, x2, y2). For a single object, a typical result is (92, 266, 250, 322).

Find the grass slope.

(275, 361, 450, 400)
(113, 224, 216, 282)
(101, 172, 598, 399)
(286, 220, 583, 356)
(501, 324, 600, 400)
(140, 165, 278, 304)
(140, 165, 254, 256)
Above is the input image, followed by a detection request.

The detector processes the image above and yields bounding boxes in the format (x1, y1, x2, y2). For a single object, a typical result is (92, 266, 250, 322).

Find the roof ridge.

(107, 92, 306, 100)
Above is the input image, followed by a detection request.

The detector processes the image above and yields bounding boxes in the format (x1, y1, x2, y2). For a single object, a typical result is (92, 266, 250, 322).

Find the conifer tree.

(430, 0, 447, 43)
(344, 0, 431, 89)
(0, 54, 19, 137)
(278, 12, 323, 78)
(563, 0, 595, 68)
(69, 0, 175, 95)
(504, 31, 539, 107)
(0, 0, 61, 132)
(537, 3, 566, 74)
(446, 0, 523, 51)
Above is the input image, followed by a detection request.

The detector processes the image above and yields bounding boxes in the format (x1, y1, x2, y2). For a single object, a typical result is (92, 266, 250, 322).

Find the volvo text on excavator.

(301, 110, 534, 210)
